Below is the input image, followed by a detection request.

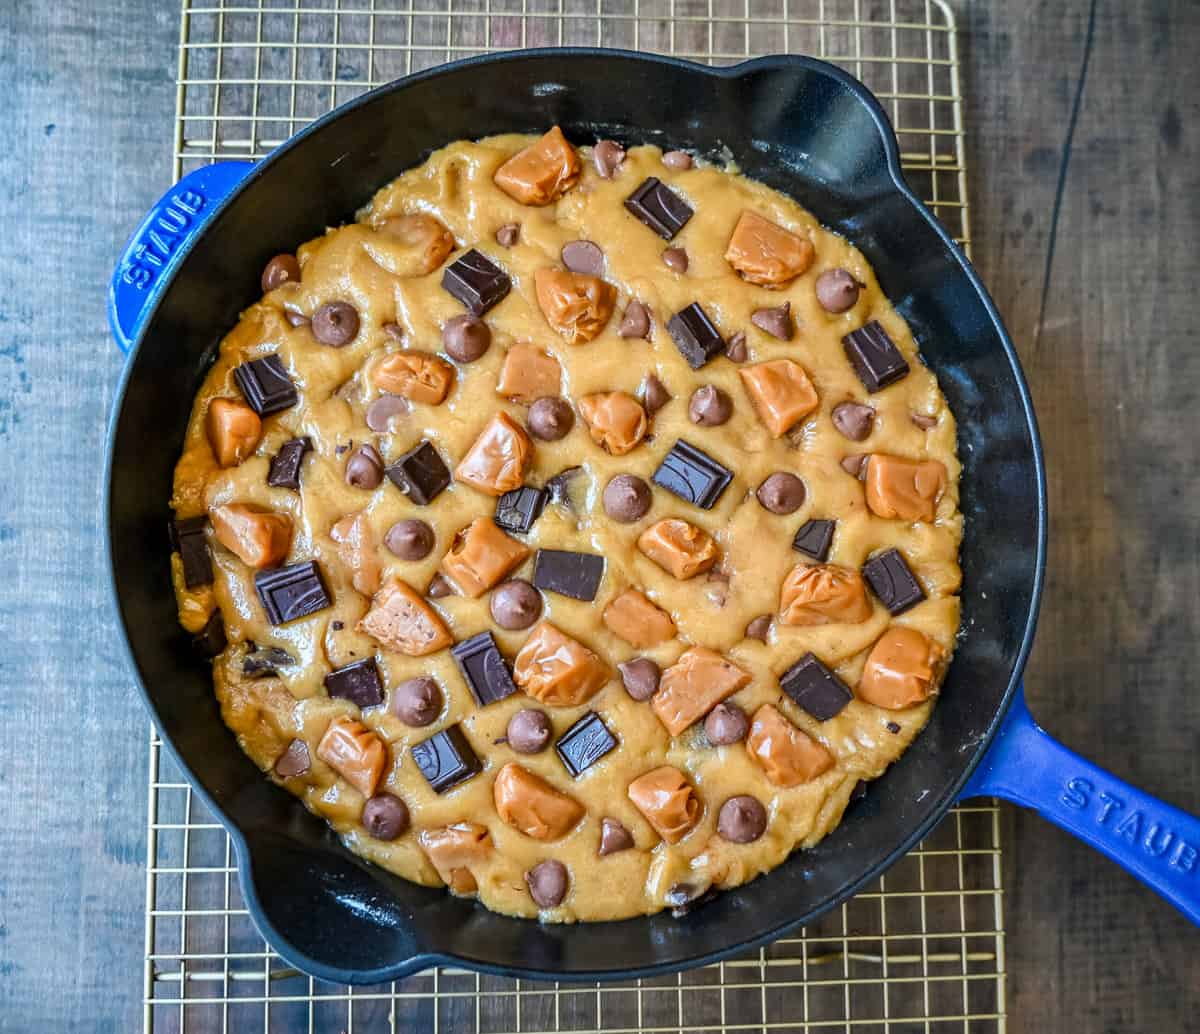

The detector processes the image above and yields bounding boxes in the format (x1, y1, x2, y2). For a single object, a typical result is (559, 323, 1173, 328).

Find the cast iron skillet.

(106, 50, 1200, 984)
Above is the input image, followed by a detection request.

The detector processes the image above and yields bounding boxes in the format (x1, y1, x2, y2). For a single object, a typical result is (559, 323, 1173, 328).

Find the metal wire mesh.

(148, 1, 995, 1030)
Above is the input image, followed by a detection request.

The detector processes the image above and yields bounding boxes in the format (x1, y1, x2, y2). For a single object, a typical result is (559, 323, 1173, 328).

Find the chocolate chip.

(831, 401, 875, 442)
(495, 222, 521, 247)
(862, 548, 925, 614)
(274, 739, 311, 778)
(412, 724, 482, 793)
(886, 720, 901, 734)
(441, 249, 511, 315)
(843, 321, 910, 393)
(745, 615, 772, 642)
(385, 440, 451, 504)
(324, 657, 383, 708)
(343, 443, 383, 490)
(624, 177, 694, 239)
(284, 308, 309, 328)
(254, 561, 332, 626)
(602, 474, 652, 522)
(441, 313, 491, 362)
(507, 708, 552, 755)
(780, 652, 853, 721)
(366, 393, 411, 432)
(527, 397, 574, 441)
(666, 883, 718, 916)
(383, 322, 404, 341)
(688, 385, 732, 427)
(667, 302, 725, 369)
(704, 702, 749, 746)
(662, 150, 693, 170)
(391, 675, 442, 727)
(725, 332, 748, 363)
(815, 268, 860, 313)
(717, 795, 767, 843)
(495, 485, 547, 534)
(362, 793, 410, 840)
(662, 247, 688, 273)
(641, 374, 671, 415)
(242, 644, 296, 678)
(331, 621, 344, 631)
(193, 610, 226, 657)
(312, 301, 360, 347)
(619, 300, 652, 340)
(489, 579, 543, 631)
(546, 466, 584, 509)
(532, 549, 604, 601)
(911, 412, 938, 430)
(267, 436, 312, 490)
(234, 354, 297, 416)
(555, 711, 617, 777)
(384, 518, 434, 560)
(593, 139, 626, 178)
(756, 472, 806, 514)
(561, 240, 605, 276)
(652, 439, 732, 510)
(841, 453, 870, 478)
(261, 254, 300, 293)
(618, 657, 660, 701)
(170, 515, 213, 589)
(451, 631, 519, 707)
(599, 817, 634, 855)
(525, 859, 568, 908)
(751, 301, 793, 341)
(427, 572, 454, 598)
(792, 518, 835, 562)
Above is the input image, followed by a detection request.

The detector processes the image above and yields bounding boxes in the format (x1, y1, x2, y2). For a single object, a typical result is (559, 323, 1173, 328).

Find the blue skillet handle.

(960, 686, 1200, 925)
(108, 161, 256, 354)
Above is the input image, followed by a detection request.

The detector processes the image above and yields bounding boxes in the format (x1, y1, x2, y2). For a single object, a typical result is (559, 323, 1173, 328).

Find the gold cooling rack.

(146, 1, 997, 1030)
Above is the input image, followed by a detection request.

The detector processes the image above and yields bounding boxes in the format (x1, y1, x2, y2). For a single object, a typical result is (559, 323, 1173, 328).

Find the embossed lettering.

(1061, 777, 1092, 810)
(1169, 841, 1197, 874)
(122, 265, 152, 289)
(1114, 809, 1142, 842)
(1143, 823, 1174, 857)
(157, 206, 188, 233)
(176, 188, 205, 214)
(1096, 791, 1124, 825)
(119, 188, 209, 295)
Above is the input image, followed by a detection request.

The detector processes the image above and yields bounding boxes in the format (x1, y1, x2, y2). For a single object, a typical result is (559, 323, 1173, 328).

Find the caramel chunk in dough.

(359, 577, 453, 656)
(513, 620, 610, 707)
(206, 397, 262, 468)
(858, 625, 946, 709)
(496, 344, 561, 403)
(746, 704, 834, 787)
(493, 762, 584, 841)
(864, 455, 948, 523)
(493, 126, 581, 206)
(739, 360, 819, 437)
(330, 511, 381, 596)
(578, 391, 648, 455)
(724, 210, 814, 287)
(419, 821, 493, 895)
(602, 588, 677, 648)
(377, 213, 456, 276)
(440, 517, 530, 597)
(455, 412, 534, 496)
(373, 351, 455, 405)
(637, 519, 719, 580)
(778, 563, 873, 627)
(317, 716, 387, 797)
(209, 504, 291, 569)
(627, 766, 701, 844)
(533, 268, 617, 344)
(651, 646, 751, 736)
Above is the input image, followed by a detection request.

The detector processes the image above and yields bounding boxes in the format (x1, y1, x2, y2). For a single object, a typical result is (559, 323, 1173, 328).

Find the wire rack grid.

(148, 1, 996, 1031)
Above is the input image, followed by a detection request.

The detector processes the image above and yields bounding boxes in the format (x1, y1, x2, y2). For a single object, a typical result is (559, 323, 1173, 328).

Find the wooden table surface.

(2, 1, 1197, 1030)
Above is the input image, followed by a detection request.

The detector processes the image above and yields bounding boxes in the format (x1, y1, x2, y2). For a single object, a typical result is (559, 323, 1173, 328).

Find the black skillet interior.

(107, 50, 1044, 982)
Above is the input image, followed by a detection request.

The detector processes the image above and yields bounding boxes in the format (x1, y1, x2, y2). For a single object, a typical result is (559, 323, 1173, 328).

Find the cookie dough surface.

(170, 131, 962, 921)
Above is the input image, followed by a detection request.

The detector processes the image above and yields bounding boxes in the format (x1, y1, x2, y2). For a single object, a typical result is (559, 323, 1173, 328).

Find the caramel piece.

(209, 503, 291, 569)
(651, 647, 751, 736)
(858, 626, 946, 709)
(496, 344, 561, 403)
(746, 704, 834, 787)
(377, 213, 456, 275)
(419, 821, 493, 894)
(738, 360, 819, 437)
(778, 563, 873, 627)
(206, 397, 262, 468)
(493, 762, 584, 841)
(330, 511, 381, 596)
(317, 716, 387, 797)
(359, 577, 453, 656)
(627, 766, 701, 844)
(637, 519, 719, 580)
(454, 412, 534, 496)
(602, 588, 677, 648)
(513, 620, 610, 707)
(864, 454, 948, 523)
(373, 351, 455, 405)
(493, 126, 581, 206)
(440, 517, 530, 597)
(724, 210, 814, 287)
(578, 391, 648, 455)
(533, 268, 617, 344)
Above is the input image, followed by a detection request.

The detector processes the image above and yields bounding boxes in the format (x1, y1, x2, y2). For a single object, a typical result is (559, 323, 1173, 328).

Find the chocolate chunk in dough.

(717, 795, 767, 843)
(593, 139, 626, 178)
(619, 300, 651, 339)
(546, 466, 583, 509)
(362, 793, 410, 840)
(233, 354, 297, 416)
(441, 249, 511, 315)
(495, 222, 521, 246)
(618, 657, 660, 701)
(662, 247, 689, 273)
(384, 518, 435, 560)
(831, 401, 875, 442)
(792, 518, 835, 562)
(688, 385, 732, 427)
(751, 301, 793, 341)
(261, 253, 300, 293)
(385, 440, 451, 505)
(442, 313, 491, 362)
(561, 240, 605, 276)
(345, 443, 384, 489)
(662, 150, 693, 170)
(242, 644, 296, 678)
(273, 739, 310, 778)
(267, 436, 312, 490)
(392, 675, 443, 727)
(862, 548, 925, 614)
(816, 268, 860, 313)
(624, 176, 694, 239)
(526, 859, 569, 908)
(886, 720, 901, 734)
(507, 708, 552, 755)
(652, 439, 732, 510)
(170, 515, 213, 589)
(599, 817, 634, 855)
(704, 702, 749, 745)
(745, 615, 772, 642)
(412, 724, 482, 793)
(641, 374, 671, 415)
(366, 394, 411, 432)
(193, 610, 226, 657)
(780, 652, 853, 721)
(495, 485, 548, 535)
(602, 474, 652, 522)
(532, 549, 605, 601)
(490, 578, 543, 631)
(527, 397, 574, 441)
(324, 657, 384, 708)
(254, 561, 332, 625)
(312, 301, 360, 347)
(667, 302, 725, 369)
(756, 472, 806, 515)
(556, 711, 618, 777)
(843, 321, 910, 393)
(451, 630, 519, 707)
(725, 332, 748, 363)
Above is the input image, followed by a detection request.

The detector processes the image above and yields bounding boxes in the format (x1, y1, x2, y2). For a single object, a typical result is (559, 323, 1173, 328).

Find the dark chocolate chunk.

(170, 515, 213, 589)
(193, 610, 226, 658)
(652, 439, 732, 510)
(555, 711, 617, 778)
(411, 724, 481, 793)
(233, 354, 297, 416)
(792, 519, 836, 563)
(254, 560, 332, 625)
(385, 440, 451, 505)
(849, 780, 869, 802)
(242, 644, 296, 678)
(451, 631, 519, 707)
(546, 466, 584, 509)
(624, 177, 694, 240)
(667, 303, 725, 369)
(843, 321, 910, 393)
(666, 882, 719, 917)
(780, 652, 853, 721)
(886, 720, 901, 734)
(532, 549, 604, 602)
(862, 548, 925, 615)
(494, 485, 547, 535)
(324, 657, 384, 708)
(267, 436, 312, 490)
(441, 249, 511, 316)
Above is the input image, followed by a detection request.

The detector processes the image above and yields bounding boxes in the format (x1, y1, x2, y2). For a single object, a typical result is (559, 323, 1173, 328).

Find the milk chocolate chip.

(641, 374, 671, 415)
(815, 268, 860, 313)
(662, 150, 693, 170)
(274, 739, 311, 778)
(841, 453, 870, 478)
(618, 657, 660, 701)
(391, 675, 443, 727)
(751, 302, 793, 341)
(602, 474, 652, 522)
(495, 222, 520, 246)
(365, 393, 410, 432)
(561, 240, 605, 276)
(507, 708, 552, 754)
(385, 518, 434, 560)
(489, 578, 543, 630)
(717, 795, 767, 843)
(688, 385, 732, 427)
(704, 702, 749, 745)
(261, 253, 300, 293)
(831, 401, 875, 442)
(593, 139, 626, 178)
(599, 817, 634, 855)
(526, 859, 569, 908)
(756, 472, 806, 514)
(745, 615, 772, 642)
(312, 301, 360, 347)
(442, 314, 491, 362)
(345, 443, 384, 489)
(527, 396, 575, 441)
(362, 793, 410, 840)
(619, 300, 652, 340)
(725, 332, 748, 363)
(662, 247, 689, 273)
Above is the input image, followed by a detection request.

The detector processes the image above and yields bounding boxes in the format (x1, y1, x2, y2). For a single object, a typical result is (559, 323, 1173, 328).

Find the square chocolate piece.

(233, 354, 298, 416)
(385, 440, 451, 505)
(862, 548, 925, 615)
(792, 519, 836, 563)
(441, 249, 511, 315)
(254, 560, 332, 625)
(667, 303, 725, 369)
(494, 485, 547, 535)
(267, 436, 312, 490)
(555, 711, 618, 778)
(169, 515, 213, 589)
(652, 440, 732, 510)
(411, 724, 482, 793)
(451, 631, 519, 707)
(624, 177, 694, 240)
(842, 321, 910, 393)
(780, 652, 853, 721)
(532, 549, 604, 602)
(323, 657, 384, 708)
